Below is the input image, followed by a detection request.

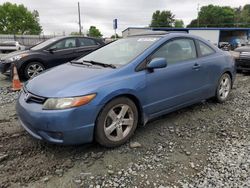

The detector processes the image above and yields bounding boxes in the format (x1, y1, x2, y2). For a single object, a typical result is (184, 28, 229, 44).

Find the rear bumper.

(16, 91, 101, 145)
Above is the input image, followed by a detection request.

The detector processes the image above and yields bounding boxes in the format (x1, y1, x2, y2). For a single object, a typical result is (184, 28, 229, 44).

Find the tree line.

(0, 2, 249, 38)
(151, 4, 250, 28)
(188, 4, 250, 27)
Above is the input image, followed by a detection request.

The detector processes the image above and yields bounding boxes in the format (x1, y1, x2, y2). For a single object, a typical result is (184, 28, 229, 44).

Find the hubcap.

(27, 64, 44, 78)
(104, 104, 134, 142)
(219, 76, 231, 100)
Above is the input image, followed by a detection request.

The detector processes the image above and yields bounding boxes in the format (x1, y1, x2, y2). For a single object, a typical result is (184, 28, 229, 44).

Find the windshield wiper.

(82, 60, 116, 69)
(70, 60, 85, 65)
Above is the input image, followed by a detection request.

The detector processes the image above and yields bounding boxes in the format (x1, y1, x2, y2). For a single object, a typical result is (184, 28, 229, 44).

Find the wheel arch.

(222, 70, 234, 89)
(18, 58, 46, 79)
(97, 92, 145, 126)
(19, 58, 46, 70)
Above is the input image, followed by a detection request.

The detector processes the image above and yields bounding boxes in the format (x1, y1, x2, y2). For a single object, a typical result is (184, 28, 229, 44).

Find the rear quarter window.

(197, 40, 215, 56)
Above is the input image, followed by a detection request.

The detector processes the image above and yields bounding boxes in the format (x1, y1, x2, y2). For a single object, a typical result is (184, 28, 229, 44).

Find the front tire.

(215, 73, 232, 103)
(95, 97, 138, 147)
(24, 62, 45, 80)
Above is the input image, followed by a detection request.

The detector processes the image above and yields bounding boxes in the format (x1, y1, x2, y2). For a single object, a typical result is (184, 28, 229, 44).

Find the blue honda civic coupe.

(16, 32, 236, 147)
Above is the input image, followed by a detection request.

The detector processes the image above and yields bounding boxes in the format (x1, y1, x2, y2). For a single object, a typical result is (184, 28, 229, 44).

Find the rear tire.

(95, 97, 138, 147)
(215, 73, 232, 103)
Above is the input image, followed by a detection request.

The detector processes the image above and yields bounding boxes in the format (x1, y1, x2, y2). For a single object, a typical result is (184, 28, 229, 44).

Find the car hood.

(234, 46, 250, 52)
(0, 50, 30, 61)
(26, 63, 116, 98)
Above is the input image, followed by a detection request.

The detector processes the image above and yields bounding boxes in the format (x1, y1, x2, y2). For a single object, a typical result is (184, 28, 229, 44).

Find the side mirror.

(47, 47, 57, 53)
(147, 58, 167, 70)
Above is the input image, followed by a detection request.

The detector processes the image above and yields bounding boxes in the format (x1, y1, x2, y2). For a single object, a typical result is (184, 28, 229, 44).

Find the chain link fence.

(0, 34, 62, 47)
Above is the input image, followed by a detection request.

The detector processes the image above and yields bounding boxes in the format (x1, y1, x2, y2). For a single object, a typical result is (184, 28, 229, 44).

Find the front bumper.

(16, 91, 101, 145)
(235, 58, 250, 71)
(0, 62, 11, 74)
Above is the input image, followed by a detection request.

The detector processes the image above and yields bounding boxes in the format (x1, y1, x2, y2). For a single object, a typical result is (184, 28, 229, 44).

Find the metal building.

(122, 27, 250, 48)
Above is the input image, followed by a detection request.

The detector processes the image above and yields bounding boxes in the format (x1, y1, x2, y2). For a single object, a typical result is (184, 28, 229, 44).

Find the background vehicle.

(234, 46, 250, 72)
(16, 33, 235, 147)
(219, 42, 231, 51)
(0, 41, 25, 53)
(0, 36, 105, 80)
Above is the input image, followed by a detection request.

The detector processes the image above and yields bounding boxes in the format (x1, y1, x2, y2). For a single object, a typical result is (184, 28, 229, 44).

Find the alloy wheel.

(218, 75, 231, 100)
(104, 104, 134, 142)
(27, 63, 44, 78)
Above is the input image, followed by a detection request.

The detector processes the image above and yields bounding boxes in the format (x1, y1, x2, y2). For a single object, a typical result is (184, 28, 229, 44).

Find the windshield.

(31, 38, 58, 50)
(79, 37, 160, 66)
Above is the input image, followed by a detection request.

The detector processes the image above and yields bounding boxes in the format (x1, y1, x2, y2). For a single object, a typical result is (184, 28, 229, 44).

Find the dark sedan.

(0, 36, 104, 80)
(234, 46, 250, 72)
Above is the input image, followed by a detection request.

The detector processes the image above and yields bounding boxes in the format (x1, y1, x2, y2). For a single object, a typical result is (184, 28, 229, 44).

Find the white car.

(0, 41, 26, 53)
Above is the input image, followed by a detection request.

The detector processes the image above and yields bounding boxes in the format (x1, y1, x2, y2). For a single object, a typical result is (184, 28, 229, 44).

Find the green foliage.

(150, 10, 175, 27)
(187, 19, 198, 27)
(240, 4, 250, 27)
(199, 5, 235, 27)
(0, 2, 42, 34)
(70, 32, 81, 36)
(188, 4, 250, 28)
(174, 19, 184, 28)
(110, 34, 121, 39)
(88, 26, 102, 38)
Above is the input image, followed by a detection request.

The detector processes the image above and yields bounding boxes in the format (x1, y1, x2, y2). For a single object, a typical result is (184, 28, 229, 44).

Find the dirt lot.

(0, 73, 249, 188)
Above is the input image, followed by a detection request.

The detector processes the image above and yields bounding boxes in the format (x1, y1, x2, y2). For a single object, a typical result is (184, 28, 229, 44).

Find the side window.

(198, 41, 215, 56)
(78, 38, 98, 47)
(64, 38, 76, 48)
(50, 38, 76, 50)
(151, 38, 197, 64)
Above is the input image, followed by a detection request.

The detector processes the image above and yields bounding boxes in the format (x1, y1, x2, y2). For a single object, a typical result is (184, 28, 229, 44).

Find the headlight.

(7, 53, 28, 62)
(43, 94, 96, 110)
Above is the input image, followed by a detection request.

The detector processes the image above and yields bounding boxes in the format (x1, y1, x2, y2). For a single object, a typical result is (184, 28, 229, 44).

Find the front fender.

(16, 57, 45, 70)
(99, 89, 140, 105)
(97, 88, 148, 125)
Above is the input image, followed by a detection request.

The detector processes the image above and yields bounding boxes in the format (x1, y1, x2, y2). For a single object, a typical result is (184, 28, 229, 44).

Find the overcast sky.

(0, 0, 249, 37)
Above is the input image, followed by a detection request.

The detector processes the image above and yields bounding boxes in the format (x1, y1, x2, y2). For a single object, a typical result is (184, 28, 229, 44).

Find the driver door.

(46, 38, 79, 68)
(145, 38, 208, 116)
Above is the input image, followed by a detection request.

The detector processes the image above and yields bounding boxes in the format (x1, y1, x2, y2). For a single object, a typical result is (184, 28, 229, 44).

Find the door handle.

(192, 63, 201, 70)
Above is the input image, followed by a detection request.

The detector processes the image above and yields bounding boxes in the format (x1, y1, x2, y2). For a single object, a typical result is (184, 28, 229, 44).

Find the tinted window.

(198, 41, 215, 56)
(152, 38, 197, 64)
(78, 38, 98, 47)
(50, 38, 77, 50)
(31, 38, 58, 50)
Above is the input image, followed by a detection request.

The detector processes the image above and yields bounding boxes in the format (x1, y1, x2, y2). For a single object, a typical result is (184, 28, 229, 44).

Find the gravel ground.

(0, 73, 249, 188)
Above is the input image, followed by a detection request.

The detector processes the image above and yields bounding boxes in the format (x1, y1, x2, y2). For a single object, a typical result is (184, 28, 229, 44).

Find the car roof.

(50, 36, 104, 44)
(127, 31, 194, 39)
(52, 36, 100, 40)
(128, 31, 169, 37)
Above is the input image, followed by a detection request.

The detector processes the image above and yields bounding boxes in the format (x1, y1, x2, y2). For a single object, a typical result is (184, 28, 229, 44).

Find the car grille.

(240, 52, 250, 58)
(23, 87, 46, 104)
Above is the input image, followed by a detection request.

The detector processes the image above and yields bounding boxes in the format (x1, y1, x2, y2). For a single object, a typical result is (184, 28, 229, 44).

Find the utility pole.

(113, 19, 117, 40)
(78, 2, 82, 35)
(197, 3, 200, 27)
